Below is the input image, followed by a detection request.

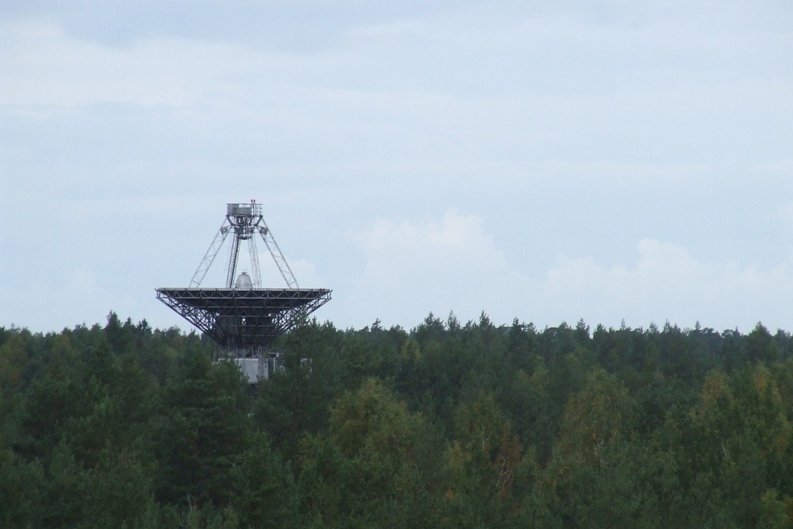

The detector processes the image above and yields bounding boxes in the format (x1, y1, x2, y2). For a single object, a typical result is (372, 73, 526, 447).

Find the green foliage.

(2, 314, 793, 528)
(322, 378, 443, 528)
(0, 444, 44, 528)
(231, 433, 299, 529)
(155, 352, 253, 507)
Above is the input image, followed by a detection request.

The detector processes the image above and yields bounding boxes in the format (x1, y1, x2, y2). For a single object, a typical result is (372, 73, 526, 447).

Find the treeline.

(1, 312, 793, 528)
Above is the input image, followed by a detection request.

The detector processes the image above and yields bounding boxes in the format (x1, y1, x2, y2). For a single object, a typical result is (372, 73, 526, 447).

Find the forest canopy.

(1, 312, 793, 528)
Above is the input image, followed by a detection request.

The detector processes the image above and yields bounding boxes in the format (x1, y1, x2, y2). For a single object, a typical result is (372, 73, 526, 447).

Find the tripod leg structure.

(190, 221, 230, 287)
(258, 223, 299, 289)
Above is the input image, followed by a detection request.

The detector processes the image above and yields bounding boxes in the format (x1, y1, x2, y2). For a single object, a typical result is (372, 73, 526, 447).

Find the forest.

(1, 312, 793, 528)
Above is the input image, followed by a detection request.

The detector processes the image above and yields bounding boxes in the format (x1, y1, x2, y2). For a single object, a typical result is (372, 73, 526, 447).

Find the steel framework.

(156, 200, 331, 353)
(189, 201, 298, 289)
(156, 288, 331, 348)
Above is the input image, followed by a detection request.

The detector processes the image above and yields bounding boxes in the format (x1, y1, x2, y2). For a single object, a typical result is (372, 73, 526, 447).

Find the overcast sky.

(2, 1, 793, 334)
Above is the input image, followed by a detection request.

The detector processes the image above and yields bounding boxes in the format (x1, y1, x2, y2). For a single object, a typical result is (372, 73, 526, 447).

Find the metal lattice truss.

(156, 288, 331, 349)
(157, 200, 331, 352)
(190, 201, 299, 289)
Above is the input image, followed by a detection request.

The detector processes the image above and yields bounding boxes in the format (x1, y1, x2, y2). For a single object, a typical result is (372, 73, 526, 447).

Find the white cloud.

(2, 3, 793, 334)
(0, 19, 310, 109)
(356, 210, 500, 265)
(337, 210, 533, 327)
(772, 190, 793, 233)
(1, 266, 133, 332)
(287, 258, 323, 288)
(252, 253, 322, 289)
(353, 210, 508, 287)
(539, 239, 793, 331)
(335, 211, 793, 332)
